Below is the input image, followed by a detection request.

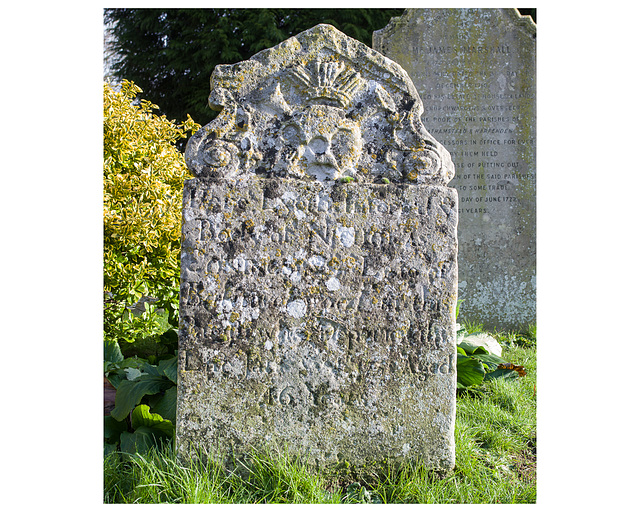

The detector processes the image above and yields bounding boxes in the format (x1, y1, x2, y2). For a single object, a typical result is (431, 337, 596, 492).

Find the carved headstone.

(176, 24, 458, 471)
(375, 9, 536, 330)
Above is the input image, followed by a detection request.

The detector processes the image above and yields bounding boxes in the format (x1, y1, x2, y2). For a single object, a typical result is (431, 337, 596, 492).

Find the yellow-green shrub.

(104, 80, 199, 352)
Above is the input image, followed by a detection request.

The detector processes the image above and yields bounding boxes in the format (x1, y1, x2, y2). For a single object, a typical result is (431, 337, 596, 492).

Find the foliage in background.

(103, 8, 537, 500)
(455, 300, 530, 390)
(104, 80, 199, 356)
(105, 337, 178, 455)
(456, 341, 525, 389)
(104, 80, 192, 452)
(517, 8, 536, 22)
(104, 9, 535, 129)
(104, 345, 536, 503)
(103, 8, 404, 127)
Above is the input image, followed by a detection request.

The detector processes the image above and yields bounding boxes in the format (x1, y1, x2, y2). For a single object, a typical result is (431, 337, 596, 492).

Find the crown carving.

(291, 60, 362, 107)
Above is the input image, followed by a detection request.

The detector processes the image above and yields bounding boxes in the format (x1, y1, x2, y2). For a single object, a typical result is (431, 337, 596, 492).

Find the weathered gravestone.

(176, 24, 458, 471)
(374, 9, 536, 330)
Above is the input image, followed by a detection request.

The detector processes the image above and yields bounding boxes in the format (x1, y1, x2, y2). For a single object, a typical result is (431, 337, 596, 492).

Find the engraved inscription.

(180, 180, 457, 388)
(177, 24, 458, 470)
(374, 8, 535, 329)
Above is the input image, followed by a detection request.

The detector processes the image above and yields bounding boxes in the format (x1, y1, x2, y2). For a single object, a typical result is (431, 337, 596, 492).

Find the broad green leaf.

(120, 357, 146, 370)
(141, 360, 163, 377)
(105, 369, 127, 389)
(457, 346, 467, 355)
(485, 368, 520, 381)
(159, 356, 178, 384)
(472, 352, 508, 370)
(104, 442, 118, 457)
(120, 430, 153, 454)
(458, 341, 490, 355)
(124, 367, 142, 381)
(457, 355, 485, 388)
(131, 404, 174, 436)
(110, 375, 174, 421)
(150, 386, 177, 424)
(104, 415, 128, 445)
(104, 340, 124, 364)
(120, 426, 172, 454)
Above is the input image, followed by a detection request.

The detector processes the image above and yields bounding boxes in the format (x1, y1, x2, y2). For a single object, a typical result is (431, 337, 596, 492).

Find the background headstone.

(176, 24, 458, 471)
(374, 9, 536, 330)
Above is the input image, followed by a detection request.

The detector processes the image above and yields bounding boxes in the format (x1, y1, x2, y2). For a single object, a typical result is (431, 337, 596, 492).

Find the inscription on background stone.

(176, 24, 458, 471)
(375, 9, 536, 330)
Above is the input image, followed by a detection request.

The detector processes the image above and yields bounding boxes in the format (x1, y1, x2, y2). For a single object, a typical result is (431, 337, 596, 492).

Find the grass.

(104, 340, 536, 504)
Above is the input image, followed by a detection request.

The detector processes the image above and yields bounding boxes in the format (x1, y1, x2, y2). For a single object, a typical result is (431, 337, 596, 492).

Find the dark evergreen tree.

(104, 8, 404, 126)
(517, 8, 536, 23)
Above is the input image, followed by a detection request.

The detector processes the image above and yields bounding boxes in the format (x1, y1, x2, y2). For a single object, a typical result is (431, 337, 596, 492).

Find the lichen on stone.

(186, 24, 454, 186)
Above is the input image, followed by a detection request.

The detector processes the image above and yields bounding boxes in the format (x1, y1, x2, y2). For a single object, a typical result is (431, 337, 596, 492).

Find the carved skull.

(278, 105, 362, 181)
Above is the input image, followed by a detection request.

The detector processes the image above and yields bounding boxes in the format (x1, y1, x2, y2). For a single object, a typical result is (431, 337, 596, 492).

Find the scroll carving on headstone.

(176, 24, 458, 472)
(185, 27, 454, 186)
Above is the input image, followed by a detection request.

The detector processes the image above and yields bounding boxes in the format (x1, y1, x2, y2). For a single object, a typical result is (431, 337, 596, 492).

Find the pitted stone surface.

(177, 24, 458, 471)
(185, 24, 454, 186)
